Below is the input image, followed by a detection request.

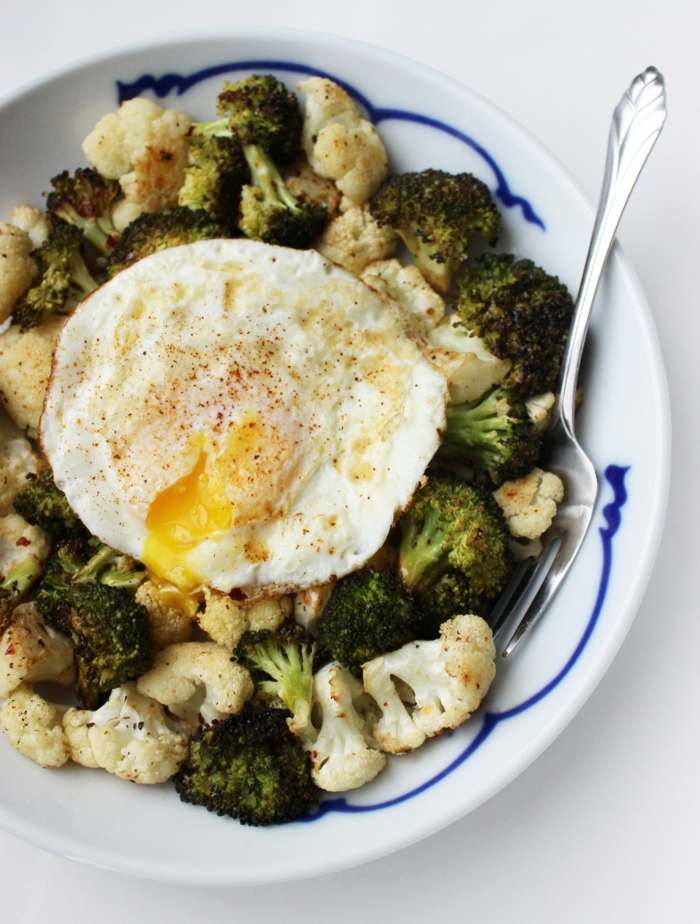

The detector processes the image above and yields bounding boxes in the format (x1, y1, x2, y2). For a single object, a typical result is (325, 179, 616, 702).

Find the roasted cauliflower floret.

(425, 314, 511, 405)
(136, 641, 254, 727)
(0, 222, 38, 325)
(63, 682, 188, 783)
(363, 614, 496, 754)
(9, 206, 50, 248)
(0, 513, 49, 579)
(361, 258, 445, 334)
(315, 204, 397, 276)
(82, 98, 192, 212)
(284, 155, 342, 216)
(526, 392, 556, 434)
(0, 601, 74, 698)
(299, 77, 388, 206)
(293, 584, 333, 632)
(198, 587, 291, 651)
(302, 661, 386, 792)
(1, 682, 70, 768)
(493, 467, 565, 540)
(0, 413, 42, 516)
(0, 315, 64, 435)
(135, 579, 195, 650)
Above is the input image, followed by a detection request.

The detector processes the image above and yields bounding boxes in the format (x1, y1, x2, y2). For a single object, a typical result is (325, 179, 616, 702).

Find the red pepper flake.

(15, 537, 30, 547)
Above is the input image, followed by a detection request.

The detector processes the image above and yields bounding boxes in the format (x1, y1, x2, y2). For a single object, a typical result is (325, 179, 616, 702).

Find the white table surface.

(0, 1, 697, 920)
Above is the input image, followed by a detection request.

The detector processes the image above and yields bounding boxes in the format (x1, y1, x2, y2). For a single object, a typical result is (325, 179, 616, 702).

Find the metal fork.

(491, 67, 667, 658)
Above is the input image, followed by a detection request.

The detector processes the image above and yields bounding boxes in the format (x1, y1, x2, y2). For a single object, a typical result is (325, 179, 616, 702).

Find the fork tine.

(489, 558, 538, 635)
(492, 538, 560, 641)
(501, 535, 573, 657)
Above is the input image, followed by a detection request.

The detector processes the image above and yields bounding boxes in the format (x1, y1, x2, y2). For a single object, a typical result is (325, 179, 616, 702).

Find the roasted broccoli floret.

(415, 572, 490, 640)
(178, 135, 250, 228)
(0, 554, 44, 635)
(190, 76, 326, 248)
(456, 253, 574, 395)
(438, 385, 541, 485)
(194, 75, 303, 167)
(12, 220, 98, 329)
(107, 206, 231, 276)
(46, 168, 121, 255)
(13, 469, 90, 544)
(173, 705, 318, 826)
(235, 624, 316, 734)
(398, 474, 511, 596)
(35, 549, 153, 709)
(369, 169, 501, 294)
(238, 145, 328, 248)
(318, 568, 421, 676)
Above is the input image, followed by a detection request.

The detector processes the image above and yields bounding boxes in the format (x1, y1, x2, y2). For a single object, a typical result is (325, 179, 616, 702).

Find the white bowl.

(0, 28, 670, 885)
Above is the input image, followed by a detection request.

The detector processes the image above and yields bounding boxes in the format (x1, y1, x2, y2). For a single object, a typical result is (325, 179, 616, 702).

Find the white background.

(0, 1, 697, 920)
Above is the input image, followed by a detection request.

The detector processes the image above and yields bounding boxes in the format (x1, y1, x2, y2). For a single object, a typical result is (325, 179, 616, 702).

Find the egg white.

(41, 239, 447, 595)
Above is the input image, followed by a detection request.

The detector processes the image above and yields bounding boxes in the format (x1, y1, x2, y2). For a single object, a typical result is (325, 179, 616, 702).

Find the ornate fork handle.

(558, 67, 667, 430)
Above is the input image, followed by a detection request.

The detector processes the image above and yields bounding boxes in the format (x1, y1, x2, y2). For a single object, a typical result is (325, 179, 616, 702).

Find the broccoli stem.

(399, 506, 451, 593)
(72, 545, 120, 584)
(0, 554, 44, 633)
(243, 144, 300, 212)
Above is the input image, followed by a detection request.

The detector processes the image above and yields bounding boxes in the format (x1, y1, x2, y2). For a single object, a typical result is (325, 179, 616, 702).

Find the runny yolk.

(141, 447, 233, 590)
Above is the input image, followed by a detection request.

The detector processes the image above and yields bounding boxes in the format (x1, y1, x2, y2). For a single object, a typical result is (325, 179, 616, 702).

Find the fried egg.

(41, 239, 447, 595)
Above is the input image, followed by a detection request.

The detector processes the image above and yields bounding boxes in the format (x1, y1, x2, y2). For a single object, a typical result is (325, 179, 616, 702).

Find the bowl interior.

(0, 29, 670, 885)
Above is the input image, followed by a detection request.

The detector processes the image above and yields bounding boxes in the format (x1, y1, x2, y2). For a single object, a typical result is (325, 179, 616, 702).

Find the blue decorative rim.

(117, 60, 545, 229)
(115, 61, 623, 821)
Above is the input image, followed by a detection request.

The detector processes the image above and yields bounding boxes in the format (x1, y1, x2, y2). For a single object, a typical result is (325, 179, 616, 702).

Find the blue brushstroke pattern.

(116, 60, 544, 228)
(300, 464, 629, 821)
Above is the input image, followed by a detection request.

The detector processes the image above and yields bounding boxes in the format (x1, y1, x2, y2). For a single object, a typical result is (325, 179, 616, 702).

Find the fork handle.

(558, 67, 667, 428)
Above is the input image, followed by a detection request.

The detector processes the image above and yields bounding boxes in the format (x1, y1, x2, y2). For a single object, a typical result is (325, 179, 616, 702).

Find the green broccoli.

(415, 572, 490, 640)
(438, 385, 541, 485)
(190, 76, 326, 248)
(12, 219, 98, 329)
(107, 206, 232, 276)
(398, 474, 511, 596)
(174, 705, 318, 825)
(194, 75, 303, 167)
(13, 469, 90, 544)
(369, 169, 501, 294)
(178, 135, 250, 228)
(238, 144, 328, 248)
(0, 554, 44, 635)
(235, 624, 316, 734)
(456, 253, 574, 395)
(46, 168, 121, 255)
(318, 567, 421, 676)
(36, 547, 153, 709)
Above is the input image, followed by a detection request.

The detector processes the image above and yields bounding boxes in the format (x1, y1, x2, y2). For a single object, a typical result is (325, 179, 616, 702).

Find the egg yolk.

(141, 447, 233, 590)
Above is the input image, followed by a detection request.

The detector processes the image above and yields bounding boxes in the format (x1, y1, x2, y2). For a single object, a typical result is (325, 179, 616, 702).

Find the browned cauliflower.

(0, 222, 38, 325)
(298, 77, 388, 206)
(0, 411, 42, 516)
(361, 258, 445, 335)
(0, 315, 64, 435)
(363, 614, 496, 754)
(493, 467, 565, 540)
(198, 587, 291, 650)
(315, 205, 397, 276)
(82, 98, 192, 213)
(0, 513, 49, 580)
(1, 682, 70, 768)
(135, 579, 195, 650)
(63, 682, 188, 783)
(0, 602, 74, 698)
(424, 314, 512, 405)
(136, 641, 254, 727)
(9, 206, 50, 248)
